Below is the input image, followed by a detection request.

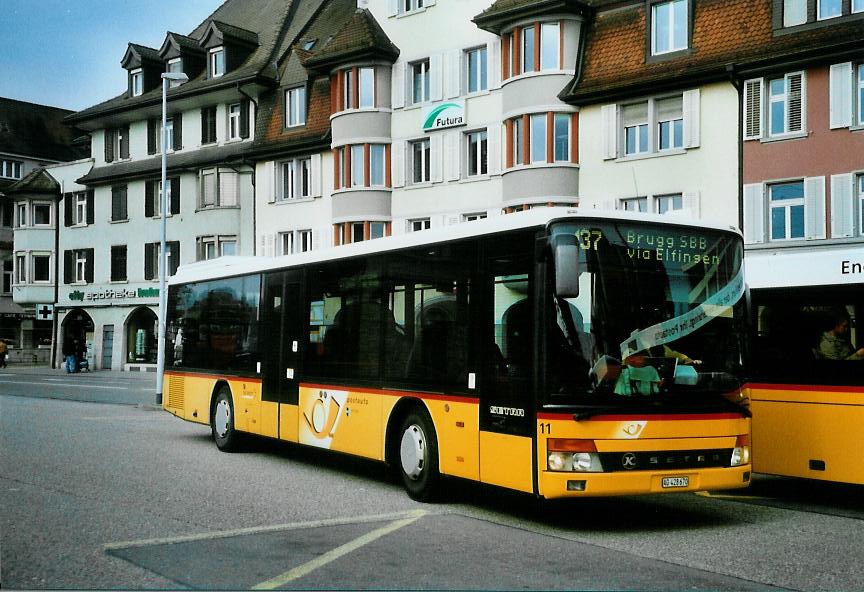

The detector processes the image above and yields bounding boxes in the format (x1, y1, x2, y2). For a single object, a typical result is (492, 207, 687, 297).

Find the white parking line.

(252, 510, 428, 590)
(104, 509, 434, 551)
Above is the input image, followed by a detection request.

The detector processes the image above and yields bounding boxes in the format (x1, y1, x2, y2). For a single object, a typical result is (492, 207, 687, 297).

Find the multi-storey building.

(0, 98, 86, 356)
(54, 0, 300, 371)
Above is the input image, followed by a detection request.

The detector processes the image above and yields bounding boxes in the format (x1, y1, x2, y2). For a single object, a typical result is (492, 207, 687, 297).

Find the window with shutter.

(768, 72, 806, 137)
(170, 178, 180, 215)
(111, 245, 127, 282)
(145, 181, 156, 217)
(743, 183, 765, 244)
(111, 185, 127, 221)
(147, 119, 158, 155)
(104, 129, 115, 163)
(173, 113, 183, 151)
(830, 173, 854, 238)
(743, 79, 763, 140)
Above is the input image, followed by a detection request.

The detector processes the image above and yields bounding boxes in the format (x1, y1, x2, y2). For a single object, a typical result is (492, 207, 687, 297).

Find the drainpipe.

(51, 180, 62, 369)
(726, 64, 745, 233)
(237, 83, 259, 256)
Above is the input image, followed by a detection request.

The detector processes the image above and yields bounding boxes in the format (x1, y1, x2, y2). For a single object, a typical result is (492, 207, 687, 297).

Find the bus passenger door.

(478, 250, 536, 493)
(261, 270, 303, 442)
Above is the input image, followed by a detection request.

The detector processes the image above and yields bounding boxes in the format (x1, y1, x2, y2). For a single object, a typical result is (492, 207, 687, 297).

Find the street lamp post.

(156, 72, 188, 405)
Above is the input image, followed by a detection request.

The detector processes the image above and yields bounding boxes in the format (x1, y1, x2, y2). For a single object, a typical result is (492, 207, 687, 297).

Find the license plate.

(662, 476, 689, 488)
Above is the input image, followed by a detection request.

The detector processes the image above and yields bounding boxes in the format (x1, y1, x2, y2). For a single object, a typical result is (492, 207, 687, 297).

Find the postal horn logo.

(303, 391, 343, 439)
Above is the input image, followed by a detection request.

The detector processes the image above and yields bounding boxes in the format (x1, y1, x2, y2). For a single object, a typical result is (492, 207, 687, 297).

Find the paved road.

(0, 366, 157, 407)
(2, 374, 863, 590)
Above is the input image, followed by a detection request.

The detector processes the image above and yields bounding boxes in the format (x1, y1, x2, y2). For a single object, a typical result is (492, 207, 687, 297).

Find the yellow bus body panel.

(298, 386, 384, 460)
(231, 379, 261, 433)
(420, 398, 480, 481)
(279, 404, 299, 442)
(748, 385, 864, 484)
(259, 401, 279, 439)
(163, 372, 217, 426)
(479, 432, 534, 492)
(536, 414, 751, 499)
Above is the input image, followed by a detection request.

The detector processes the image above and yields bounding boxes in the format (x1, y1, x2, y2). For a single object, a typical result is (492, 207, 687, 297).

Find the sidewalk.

(0, 364, 156, 381)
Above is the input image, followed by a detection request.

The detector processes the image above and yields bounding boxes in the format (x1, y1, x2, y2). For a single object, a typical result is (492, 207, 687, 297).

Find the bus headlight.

(546, 439, 604, 472)
(731, 434, 751, 466)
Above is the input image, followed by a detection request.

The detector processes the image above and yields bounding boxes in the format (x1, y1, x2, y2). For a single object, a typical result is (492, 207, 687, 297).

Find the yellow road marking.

(695, 491, 767, 501)
(252, 509, 428, 590)
(104, 509, 432, 551)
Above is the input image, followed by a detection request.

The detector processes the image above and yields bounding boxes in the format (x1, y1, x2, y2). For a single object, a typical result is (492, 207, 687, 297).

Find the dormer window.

(303, 39, 317, 51)
(167, 58, 185, 87)
(131, 69, 143, 96)
(210, 47, 225, 78)
(651, 0, 688, 56)
(286, 87, 306, 127)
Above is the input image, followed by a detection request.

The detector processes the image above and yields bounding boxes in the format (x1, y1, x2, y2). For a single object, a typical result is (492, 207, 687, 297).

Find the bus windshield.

(546, 220, 745, 405)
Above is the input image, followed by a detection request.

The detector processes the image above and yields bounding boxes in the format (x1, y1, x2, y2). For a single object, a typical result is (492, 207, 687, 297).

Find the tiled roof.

(127, 43, 162, 62)
(474, 0, 592, 32)
(206, 20, 260, 46)
(160, 32, 204, 56)
(4, 168, 60, 195)
(562, 0, 864, 103)
(67, 0, 296, 124)
(0, 97, 85, 162)
(304, 8, 399, 68)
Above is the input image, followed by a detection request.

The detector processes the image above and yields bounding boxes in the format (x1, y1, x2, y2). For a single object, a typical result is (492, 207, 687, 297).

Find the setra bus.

(162, 208, 751, 500)
(746, 246, 864, 485)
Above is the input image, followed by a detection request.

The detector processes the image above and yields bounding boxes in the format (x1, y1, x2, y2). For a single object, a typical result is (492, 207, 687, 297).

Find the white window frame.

(75, 250, 88, 283)
(210, 47, 225, 78)
(199, 168, 239, 208)
(466, 130, 488, 177)
(31, 253, 51, 284)
(409, 218, 431, 232)
(817, 0, 843, 19)
(858, 65, 864, 126)
(280, 231, 295, 255)
(165, 117, 175, 153)
(15, 253, 26, 284)
(131, 68, 143, 96)
(859, 174, 864, 235)
(651, 0, 688, 56)
(655, 193, 684, 214)
(622, 101, 650, 157)
(540, 22, 560, 71)
(411, 59, 430, 104)
(74, 192, 87, 225)
(228, 103, 242, 141)
(286, 86, 306, 127)
(410, 138, 431, 184)
(15, 202, 26, 228)
(463, 212, 487, 222)
(1, 160, 23, 179)
(767, 72, 805, 138)
(656, 97, 684, 151)
(282, 229, 313, 254)
(31, 202, 52, 227)
(167, 58, 184, 87)
(401, 0, 424, 14)
(783, 0, 807, 26)
(769, 181, 806, 241)
(359, 67, 375, 108)
(466, 46, 488, 94)
(620, 197, 648, 212)
(219, 238, 237, 257)
(277, 158, 311, 201)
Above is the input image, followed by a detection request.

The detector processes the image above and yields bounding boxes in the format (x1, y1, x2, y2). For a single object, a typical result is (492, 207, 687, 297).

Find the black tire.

(211, 386, 240, 452)
(397, 409, 441, 502)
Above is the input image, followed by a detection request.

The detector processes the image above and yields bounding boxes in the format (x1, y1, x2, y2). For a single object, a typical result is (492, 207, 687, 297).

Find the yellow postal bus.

(747, 246, 864, 485)
(162, 209, 751, 500)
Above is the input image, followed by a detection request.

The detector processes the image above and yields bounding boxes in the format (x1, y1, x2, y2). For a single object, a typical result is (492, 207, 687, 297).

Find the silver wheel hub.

(214, 399, 231, 438)
(400, 424, 426, 480)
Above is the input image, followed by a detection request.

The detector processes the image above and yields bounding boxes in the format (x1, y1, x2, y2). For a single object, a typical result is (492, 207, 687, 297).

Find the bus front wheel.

(398, 410, 440, 501)
(211, 386, 240, 452)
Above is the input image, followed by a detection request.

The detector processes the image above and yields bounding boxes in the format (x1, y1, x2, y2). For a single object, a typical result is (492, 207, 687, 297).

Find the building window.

(620, 197, 648, 212)
(656, 193, 684, 214)
(818, 0, 842, 19)
(522, 26, 536, 73)
(463, 212, 487, 222)
(32, 203, 51, 226)
(15, 254, 26, 284)
(278, 158, 311, 201)
(859, 175, 864, 234)
(656, 96, 684, 151)
(370, 145, 386, 187)
(554, 114, 570, 161)
(280, 232, 295, 255)
(540, 22, 560, 70)
(75, 250, 88, 283)
(370, 222, 386, 239)
(513, 117, 524, 165)
(167, 58, 184, 87)
(286, 87, 306, 126)
(145, 241, 179, 279)
(3, 260, 12, 293)
(165, 117, 175, 151)
(335, 222, 390, 245)
(201, 106, 217, 144)
(855, 0, 864, 12)
(220, 239, 236, 256)
(351, 145, 365, 187)
(146, 178, 179, 217)
(297, 229, 313, 252)
(228, 103, 242, 140)
(359, 67, 375, 108)
(210, 47, 225, 78)
(111, 245, 127, 282)
(466, 130, 488, 177)
(783, 0, 807, 26)
(75, 192, 88, 225)
(412, 59, 430, 104)
(402, 0, 424, 13)
(104, 126, 130, 162)
(16, 202, 26, 227)
(409, 218, 431, 232)
(111, 185, 128, 221)
(1, 160, 22, 179)
(131, 69, 143, 96)
(466, 46, 488, 94)
(623, 102, 649, 156)
(858, 65, 864, 126)
(32, 255, 50, 283)
(769, 181, 805, 241)
(651, 0, 688, 56)
(530, 114, 547, 163)
(411, 139, 431, 184)
(200, 168, 239, 208)
(768, 73, 804, 137)
(280, 230, 313, 254)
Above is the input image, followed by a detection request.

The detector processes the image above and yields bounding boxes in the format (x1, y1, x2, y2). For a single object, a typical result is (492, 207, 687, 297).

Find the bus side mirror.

(553, 236, 580, 298)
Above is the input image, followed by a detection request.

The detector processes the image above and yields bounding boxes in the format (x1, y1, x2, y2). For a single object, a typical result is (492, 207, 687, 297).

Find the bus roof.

(746, 246, 864, 290)
(171, 207, 742, 286)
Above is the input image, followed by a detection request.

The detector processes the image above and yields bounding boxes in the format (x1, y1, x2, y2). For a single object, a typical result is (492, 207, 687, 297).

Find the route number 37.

(576, 229, 603, 251)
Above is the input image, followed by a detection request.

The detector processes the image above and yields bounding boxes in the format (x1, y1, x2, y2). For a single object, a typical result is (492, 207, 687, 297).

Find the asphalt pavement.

(0, 365, 158, 408)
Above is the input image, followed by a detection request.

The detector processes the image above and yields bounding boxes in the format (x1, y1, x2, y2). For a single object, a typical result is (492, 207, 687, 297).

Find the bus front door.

(261, 270, 303, 442)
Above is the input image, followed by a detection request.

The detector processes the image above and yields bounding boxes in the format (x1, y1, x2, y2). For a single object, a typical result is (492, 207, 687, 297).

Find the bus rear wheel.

(398, 410, 440, 502)
(212, 386, 240, 452)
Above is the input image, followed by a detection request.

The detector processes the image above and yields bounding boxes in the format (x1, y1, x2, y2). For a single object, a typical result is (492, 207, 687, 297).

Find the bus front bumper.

(539, 465, 751, 498)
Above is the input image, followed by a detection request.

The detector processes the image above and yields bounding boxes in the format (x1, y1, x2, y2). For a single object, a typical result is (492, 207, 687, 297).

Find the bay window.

(530, 114, 546, 163)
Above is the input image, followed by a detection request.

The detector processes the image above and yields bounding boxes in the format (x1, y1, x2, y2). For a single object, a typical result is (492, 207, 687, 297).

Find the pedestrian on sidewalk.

(0, 339, 7, 368)
(62, 338, 77, 373)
